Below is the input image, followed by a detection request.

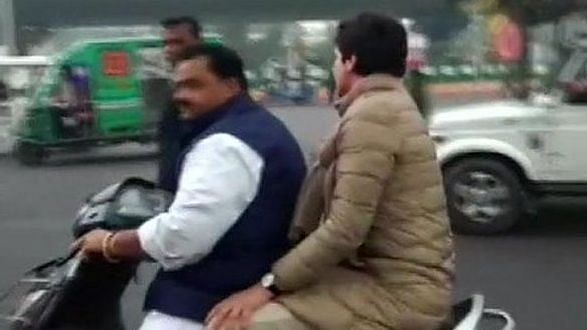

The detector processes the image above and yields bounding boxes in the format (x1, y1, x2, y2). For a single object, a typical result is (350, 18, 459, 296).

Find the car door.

(544, 97, 587, 182)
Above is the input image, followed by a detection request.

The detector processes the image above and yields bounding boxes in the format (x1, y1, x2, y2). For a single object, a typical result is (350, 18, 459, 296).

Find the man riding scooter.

(73, 44, 307, 330)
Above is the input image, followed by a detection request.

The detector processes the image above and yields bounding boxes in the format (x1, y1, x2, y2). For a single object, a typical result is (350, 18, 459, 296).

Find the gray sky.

(14, 0, 456, 27)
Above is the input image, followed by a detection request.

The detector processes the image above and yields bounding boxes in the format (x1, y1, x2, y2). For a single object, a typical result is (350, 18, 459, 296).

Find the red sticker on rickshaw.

(103, 52, 130, 77)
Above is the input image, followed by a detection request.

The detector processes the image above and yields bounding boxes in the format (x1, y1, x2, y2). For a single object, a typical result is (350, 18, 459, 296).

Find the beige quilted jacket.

(273, 74, 455, 330)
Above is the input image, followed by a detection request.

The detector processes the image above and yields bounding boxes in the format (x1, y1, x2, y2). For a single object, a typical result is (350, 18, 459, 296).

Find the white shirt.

(138, 133, 264, 330)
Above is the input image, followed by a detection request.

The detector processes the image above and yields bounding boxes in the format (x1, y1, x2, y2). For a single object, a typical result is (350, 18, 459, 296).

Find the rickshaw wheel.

(14, 141, 46, 166)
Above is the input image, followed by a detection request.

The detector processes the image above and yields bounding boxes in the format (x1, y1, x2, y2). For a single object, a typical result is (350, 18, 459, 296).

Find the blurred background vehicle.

(9, 38, 165, 165)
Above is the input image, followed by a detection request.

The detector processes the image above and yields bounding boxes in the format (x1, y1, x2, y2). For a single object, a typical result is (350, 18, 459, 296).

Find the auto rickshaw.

(12, 37, 172, 165)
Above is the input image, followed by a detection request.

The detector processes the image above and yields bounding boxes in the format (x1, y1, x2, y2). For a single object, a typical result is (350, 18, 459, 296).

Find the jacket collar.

(334, 74, 404, 116)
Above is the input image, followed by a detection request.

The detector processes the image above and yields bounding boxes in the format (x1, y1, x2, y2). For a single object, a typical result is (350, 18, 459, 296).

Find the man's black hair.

(161, 16, 202, 39)
(335, 13, 408, 78)
(181, 44, 249, 90)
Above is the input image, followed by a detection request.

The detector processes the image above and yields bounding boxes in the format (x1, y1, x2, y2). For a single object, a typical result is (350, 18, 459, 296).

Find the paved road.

(0, 117, 12, 154)
(1, 108, 587, 329)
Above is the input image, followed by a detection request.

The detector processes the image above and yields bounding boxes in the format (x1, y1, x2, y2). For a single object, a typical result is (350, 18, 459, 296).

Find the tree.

(450, 0, 582, 98)
(455, 0, 578, 24)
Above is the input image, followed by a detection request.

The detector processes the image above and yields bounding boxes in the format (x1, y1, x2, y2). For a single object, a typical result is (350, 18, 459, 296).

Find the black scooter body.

(2, 178, 171, 330)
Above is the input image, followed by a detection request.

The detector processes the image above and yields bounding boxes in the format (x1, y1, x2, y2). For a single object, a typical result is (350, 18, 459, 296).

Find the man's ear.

(343, 55, 358, 73)
(224, 78, 241, 94)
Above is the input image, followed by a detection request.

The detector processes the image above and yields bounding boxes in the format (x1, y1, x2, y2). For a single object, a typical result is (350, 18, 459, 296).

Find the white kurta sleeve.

(138, 133, 264, 271)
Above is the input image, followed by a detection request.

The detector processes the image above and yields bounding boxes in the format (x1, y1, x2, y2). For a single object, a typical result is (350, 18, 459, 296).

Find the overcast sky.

(14, 0, 456, 27)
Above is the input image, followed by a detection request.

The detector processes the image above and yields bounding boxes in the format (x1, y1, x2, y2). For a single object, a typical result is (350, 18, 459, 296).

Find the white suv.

(430, 94, 587, 234)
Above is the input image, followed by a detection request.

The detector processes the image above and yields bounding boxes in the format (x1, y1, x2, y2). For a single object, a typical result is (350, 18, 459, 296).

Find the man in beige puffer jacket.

(206, 13, 454, 330)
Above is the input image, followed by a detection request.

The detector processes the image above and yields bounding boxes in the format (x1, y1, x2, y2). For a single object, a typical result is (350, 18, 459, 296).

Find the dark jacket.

(157, 101, 183, 194)
(145, 94, 307, 322)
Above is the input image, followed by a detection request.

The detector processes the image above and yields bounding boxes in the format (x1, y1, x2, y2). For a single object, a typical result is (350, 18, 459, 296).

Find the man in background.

(157, 16, 202, 193)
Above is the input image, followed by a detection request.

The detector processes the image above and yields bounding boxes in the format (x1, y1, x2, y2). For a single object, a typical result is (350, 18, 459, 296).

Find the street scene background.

(2, 0, 587, 329)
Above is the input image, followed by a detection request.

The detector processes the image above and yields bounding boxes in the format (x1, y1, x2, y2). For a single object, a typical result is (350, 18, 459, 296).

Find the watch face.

(261, 273, 275, 288)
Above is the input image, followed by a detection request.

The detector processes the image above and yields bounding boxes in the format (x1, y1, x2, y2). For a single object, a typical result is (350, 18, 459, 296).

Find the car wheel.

(444, 158, 525, 235)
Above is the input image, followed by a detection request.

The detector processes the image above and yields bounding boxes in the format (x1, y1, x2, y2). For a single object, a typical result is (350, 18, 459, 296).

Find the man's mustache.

(174, 99, 193, 109)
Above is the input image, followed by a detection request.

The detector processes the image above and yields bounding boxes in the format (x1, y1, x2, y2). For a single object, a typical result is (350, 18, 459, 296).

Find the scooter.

(0, 178, 170, 330)
(0, 178, 515, 330)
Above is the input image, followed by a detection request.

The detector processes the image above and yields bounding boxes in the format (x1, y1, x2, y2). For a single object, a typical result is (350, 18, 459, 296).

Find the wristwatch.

(261, 273, 282, 295)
